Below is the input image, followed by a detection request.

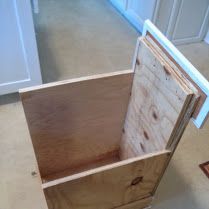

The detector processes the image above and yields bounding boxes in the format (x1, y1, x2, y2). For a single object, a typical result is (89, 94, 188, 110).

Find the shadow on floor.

(0, 93, 20, 105)
(152, 162, 202, 209)
(35, 25, 61, 83)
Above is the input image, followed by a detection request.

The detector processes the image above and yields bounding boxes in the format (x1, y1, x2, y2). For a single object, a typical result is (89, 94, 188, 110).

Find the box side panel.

(138, 35, 199, 195)
(20, 70, 133, 178)
(144, 34, 199, 149)
(120, 38, 195, 159)
(146, 32, 204, 119)
(43, 151, 169, 209)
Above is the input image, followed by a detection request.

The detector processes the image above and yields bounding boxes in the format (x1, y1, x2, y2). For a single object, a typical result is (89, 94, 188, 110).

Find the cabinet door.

(0, 0, 42, 95)
(171, 0, 209, 44)
(155, 0, 209, 44)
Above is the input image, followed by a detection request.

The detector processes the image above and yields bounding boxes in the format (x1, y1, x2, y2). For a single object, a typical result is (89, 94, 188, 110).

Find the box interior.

(20, 71, 134, 183)
(20, 37, 197, 187)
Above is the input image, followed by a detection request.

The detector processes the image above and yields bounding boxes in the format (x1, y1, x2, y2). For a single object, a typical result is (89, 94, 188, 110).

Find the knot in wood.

(131, 176, 143, 186)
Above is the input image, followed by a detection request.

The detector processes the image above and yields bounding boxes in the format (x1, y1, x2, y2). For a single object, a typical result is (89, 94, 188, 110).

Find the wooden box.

(20, 21, 209, 209)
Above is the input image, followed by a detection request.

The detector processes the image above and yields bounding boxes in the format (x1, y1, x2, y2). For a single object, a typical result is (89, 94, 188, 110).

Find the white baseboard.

(32, 0, 39, 14)
(204, 29, 209, 44)
(109, 0, 143, 32)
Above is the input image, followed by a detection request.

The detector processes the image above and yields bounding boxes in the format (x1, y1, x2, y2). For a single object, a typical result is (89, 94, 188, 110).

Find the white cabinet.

(110, 0, 209, 44)
(154, 0, 209, 44)
(0, 0, 42, 95)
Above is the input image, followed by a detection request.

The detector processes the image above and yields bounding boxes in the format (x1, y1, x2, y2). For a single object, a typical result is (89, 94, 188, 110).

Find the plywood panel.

(144, 34, 199, 148)
(120, 37, 195, 159)
(43, 151, 169, 209)
(20, 70, 133, 178)
(146, 32, 203, 119)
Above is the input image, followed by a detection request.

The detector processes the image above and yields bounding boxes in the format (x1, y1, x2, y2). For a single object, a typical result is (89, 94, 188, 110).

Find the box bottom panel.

(43, 151, 169, 209)
(42, 150, 121, 183)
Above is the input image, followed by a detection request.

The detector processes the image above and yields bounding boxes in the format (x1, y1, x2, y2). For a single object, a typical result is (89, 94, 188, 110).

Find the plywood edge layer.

(143, 37, 196, 94)
(19, 69, 134, 93)
(142, 20, 209, 128)
(112, 196, 153, 209)
(140, 36, 200, 149)
(142, 20, 209, 93)
(145, 34, 202, 113)
(151, 92, 199, 195)
(42, 150, 171, 189)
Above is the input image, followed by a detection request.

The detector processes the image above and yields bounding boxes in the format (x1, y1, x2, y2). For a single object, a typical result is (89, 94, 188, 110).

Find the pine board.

(43, 151, 169, 209)
(120, 37, 195, 159)
(142, 20, 209, 128)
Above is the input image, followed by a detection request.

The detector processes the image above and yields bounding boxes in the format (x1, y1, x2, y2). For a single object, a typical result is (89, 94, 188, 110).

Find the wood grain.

(120, 38, 195, 159)
(43, 151, 170, 209)
(146, 31, 206, 119)
(144, 35, 199, 149)
(142, 20, 209, 128)
(42, 150, 120, 182)
(139, 35, 199, 194)
(152, 93, 198, 194)
(20, 70, 133, 178)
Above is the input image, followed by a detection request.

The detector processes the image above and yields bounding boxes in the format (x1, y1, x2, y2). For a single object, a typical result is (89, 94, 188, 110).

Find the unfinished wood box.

(20, 21, 209, 209)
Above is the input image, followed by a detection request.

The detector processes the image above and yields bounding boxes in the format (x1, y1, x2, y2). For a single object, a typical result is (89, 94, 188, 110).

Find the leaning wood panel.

(43, 151, 170, 209)
(143, 32, 200, 194)
(146, 32, 204, 119)
(144, 34, 199, 149)
(20, 70, 133, 178)
(120, 38, 195, 159)
(142, 20, 209, 128)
